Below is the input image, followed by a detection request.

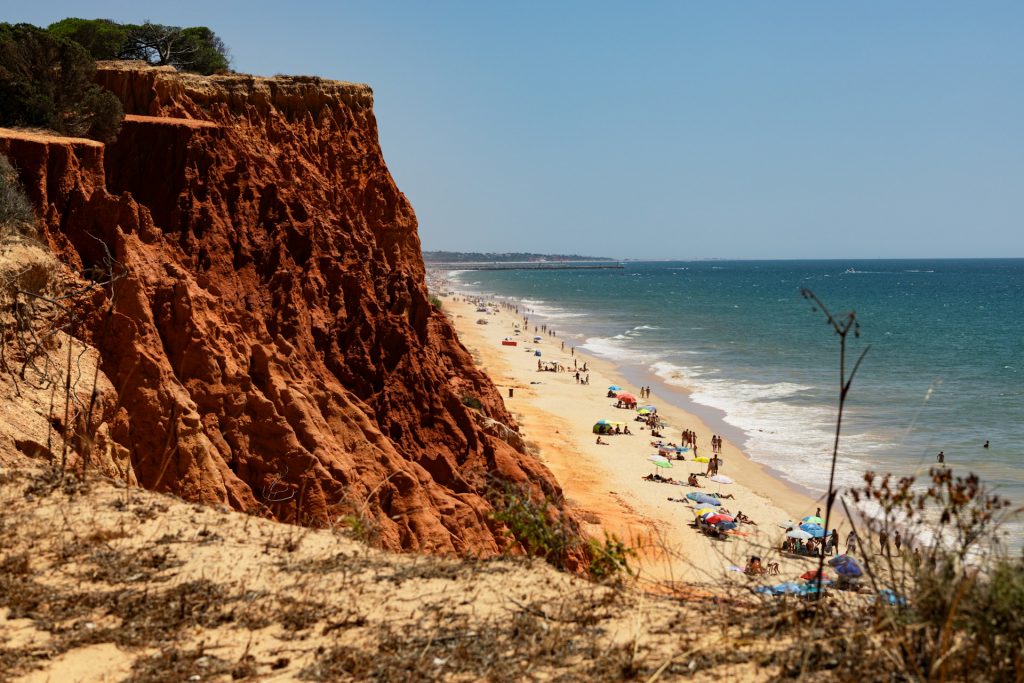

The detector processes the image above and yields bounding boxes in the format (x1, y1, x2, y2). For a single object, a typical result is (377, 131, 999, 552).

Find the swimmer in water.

(984, 440, 990, 449)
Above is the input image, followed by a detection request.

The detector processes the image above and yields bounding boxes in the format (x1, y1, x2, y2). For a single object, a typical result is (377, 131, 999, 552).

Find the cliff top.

(0, 127, 104, 147)
(96, 60, 375, 114)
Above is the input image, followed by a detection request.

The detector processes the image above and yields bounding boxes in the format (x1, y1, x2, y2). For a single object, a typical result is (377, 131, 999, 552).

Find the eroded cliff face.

(0, 62, 572, 557)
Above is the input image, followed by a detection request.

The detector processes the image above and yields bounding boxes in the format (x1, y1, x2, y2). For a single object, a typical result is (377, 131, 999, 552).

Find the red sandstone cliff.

(0, 62, 573, 557)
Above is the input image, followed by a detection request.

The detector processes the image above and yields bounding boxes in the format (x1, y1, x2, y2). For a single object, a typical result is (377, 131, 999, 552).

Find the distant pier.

(427, 260, 624, 271)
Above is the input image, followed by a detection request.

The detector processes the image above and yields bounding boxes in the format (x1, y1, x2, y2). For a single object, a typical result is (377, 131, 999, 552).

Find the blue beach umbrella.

(799, 523, 826, 538)
(829, 555, 863, 577)
(686, 492, 723, 506)
(608, 385, 622, 391)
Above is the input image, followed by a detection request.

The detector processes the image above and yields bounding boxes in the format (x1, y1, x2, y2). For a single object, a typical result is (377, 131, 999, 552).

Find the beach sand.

(442, 292, 851, 589)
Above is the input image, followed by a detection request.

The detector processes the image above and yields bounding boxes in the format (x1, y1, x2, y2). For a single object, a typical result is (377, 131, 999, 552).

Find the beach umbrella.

(693, 457, 710, 463)
(835, 561, 863, 578)
(799, 523, 826, 538)
(715, 521, 738, 531)
(767, 582, 811, 596)
(787, 529, 814, 540)
(705, 514, 734, 525)
(608, 385, 621, 391)
(648, 455, 671, 464)
(694, 507, 715, 517)
(876, 589, 906, 606)
(801, 515, 825, 525)
(650, 459, 673, 469)
(800, 569, 826, 581)
(687, 492, 722, 506)
(709, 474, 734, 485)
(641, 405, 657, 411)
(829, 555, 863, 577)
(617, 392, 637, 403)
(637, 408, 653, 416)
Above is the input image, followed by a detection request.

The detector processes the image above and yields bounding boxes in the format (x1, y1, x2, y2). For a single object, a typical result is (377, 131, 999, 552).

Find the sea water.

(447, 259, 1024, 544)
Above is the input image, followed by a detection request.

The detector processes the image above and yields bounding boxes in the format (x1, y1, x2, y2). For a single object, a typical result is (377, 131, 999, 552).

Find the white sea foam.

(581, 335, 661, 363)
(650, 361, 889, 492)
(518, 298, 588, 319)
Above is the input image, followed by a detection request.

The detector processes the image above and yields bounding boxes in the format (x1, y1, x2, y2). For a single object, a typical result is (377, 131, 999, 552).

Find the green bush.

(428, 294, 443, 310)
(586, 535, 634, 582)
(0, 155, 35, 237)
(491, 485, 574, 570)
(0, 23, 123, 142)
(460, 395, 483, 410)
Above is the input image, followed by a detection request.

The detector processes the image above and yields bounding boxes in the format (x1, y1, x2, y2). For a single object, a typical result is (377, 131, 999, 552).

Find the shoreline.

(438, 288, 852, 587)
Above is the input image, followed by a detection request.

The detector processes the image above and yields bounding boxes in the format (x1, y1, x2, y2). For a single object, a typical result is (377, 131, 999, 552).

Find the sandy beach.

(439, 290, 852, 588)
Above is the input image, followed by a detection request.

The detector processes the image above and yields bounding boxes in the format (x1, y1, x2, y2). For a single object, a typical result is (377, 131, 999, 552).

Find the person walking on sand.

(894, 530, 902, 553)
(846, 530, 858, 554)
(879, 530, 890, 555)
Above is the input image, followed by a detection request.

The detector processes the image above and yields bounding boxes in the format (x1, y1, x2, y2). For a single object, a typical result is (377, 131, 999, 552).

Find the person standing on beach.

(937, 450, 945, 464)
(879, 530, 890, 555)
(827, 529, 839, 555)
(894, 530, 902, 553)
(846, 530, 858, 554)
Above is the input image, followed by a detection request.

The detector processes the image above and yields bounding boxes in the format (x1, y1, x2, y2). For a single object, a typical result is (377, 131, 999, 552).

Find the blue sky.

(11, 2, 1024, 258)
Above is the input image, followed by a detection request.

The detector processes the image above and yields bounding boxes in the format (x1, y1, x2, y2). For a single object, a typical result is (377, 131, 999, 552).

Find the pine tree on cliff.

(48, 19, 230, 75)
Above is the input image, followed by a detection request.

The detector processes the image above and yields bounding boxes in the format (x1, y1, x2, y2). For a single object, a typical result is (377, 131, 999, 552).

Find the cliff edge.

(0, 62, 571, 558)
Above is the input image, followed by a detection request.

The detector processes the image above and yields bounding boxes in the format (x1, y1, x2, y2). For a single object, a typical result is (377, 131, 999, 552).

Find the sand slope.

(0, 466, 788, 682)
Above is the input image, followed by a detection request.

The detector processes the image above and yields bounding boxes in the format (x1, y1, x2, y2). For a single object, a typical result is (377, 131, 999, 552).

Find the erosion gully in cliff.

(0, 61, 578, 559)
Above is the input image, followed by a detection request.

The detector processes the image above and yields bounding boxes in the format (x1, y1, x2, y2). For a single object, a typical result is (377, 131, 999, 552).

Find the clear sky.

(10, 2, 1024, 259)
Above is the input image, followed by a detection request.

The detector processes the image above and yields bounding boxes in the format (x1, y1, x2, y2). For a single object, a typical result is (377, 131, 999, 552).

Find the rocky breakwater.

(0, 62, 577, 559)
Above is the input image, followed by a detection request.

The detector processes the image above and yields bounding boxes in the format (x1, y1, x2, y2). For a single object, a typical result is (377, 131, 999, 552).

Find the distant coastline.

(423, 250, 612, 263)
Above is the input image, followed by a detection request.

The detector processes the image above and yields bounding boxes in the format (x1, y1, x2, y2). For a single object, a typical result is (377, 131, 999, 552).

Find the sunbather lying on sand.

(735, 511, 756, 525)
(744, 556, 767, 576)
(642, 473, 678, 484)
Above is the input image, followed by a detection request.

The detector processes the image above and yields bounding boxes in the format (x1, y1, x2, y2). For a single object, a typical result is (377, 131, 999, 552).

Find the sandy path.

(443, 293, 848, 588)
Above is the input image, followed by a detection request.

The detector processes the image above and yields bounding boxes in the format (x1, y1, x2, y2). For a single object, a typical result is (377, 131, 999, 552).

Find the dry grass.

(1, 464, 1019, 682)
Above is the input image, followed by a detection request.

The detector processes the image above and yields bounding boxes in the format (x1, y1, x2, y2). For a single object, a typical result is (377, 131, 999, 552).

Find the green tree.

(46, 18, 127, 60)
(0, 23, 123, 142)
(119, 21, 229, 75)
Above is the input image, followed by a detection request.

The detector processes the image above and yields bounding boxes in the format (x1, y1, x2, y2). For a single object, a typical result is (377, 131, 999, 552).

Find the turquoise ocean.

(447, 260, 1024, 544)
